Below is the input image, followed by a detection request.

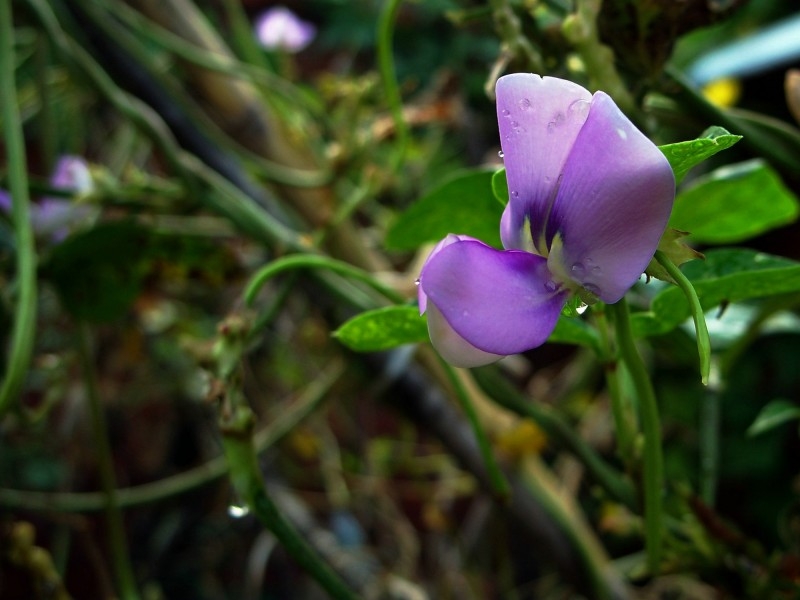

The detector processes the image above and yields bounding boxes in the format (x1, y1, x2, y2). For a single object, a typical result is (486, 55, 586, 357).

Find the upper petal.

(496, 74, 592, 251)
(545, 91, 675, 303)
(419, 238, 567, 356)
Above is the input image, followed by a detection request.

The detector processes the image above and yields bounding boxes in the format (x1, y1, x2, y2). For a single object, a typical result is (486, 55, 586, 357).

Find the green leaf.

(747, 399, 800, 437)
(658, 126, 742, 183)
(548, 315, 600, 351)
(669, 160, 799, 244)
(491, 168, 509, 206)
(44, 221, 151, 323)
(386, 169, 503, 251)
(334, 305, 428, 352)
(632, 248, 800, 336)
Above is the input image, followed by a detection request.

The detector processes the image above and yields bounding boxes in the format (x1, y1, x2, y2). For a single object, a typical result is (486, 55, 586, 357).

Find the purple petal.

(496, 74, 592, 251)
(255, 6, 316, 53)
(49, 156, 93, 193)
(419, 238, 568, 356)
(545, 92, 675, 303)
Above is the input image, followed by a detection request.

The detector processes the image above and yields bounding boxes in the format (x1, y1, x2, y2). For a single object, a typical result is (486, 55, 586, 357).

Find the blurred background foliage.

(1, 0, 800, 598)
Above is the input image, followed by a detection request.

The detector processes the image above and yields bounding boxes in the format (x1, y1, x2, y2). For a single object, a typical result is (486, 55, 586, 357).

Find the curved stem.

(0, 0, 39, 416)
(608, 298, 663, 574)
(245, 254, 405, 307)
(0, 359, 343, 512)
(655, 250, 710, 385)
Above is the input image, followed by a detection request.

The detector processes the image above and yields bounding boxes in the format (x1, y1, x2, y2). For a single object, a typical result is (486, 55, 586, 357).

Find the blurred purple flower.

(417, 74, 675, 367)
(254, 6, 316, 53)
(0, 155, 95, 243)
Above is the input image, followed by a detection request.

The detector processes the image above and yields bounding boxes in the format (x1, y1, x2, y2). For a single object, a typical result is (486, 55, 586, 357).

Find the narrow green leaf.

(658, 126, 742, 183)
(491, 168, 509, 206)
(670, 159, 799, 244)
(747, 399, 800, 437)
(385, 169, 503, 251)
(632, 249, 800, 337)
(333, 306, 428, 352)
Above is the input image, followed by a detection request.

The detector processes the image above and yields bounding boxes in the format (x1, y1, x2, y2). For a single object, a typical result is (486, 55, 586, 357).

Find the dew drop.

(519, 97, 532, 111)
(228, 504, 250, 518)
(414, 278, 421, 286)
(501, 109, 511, 117)
(576, 303, 589, 315)
(568, 99, 591, 119)
(571, 262, 585, 275)
(498, 150, 504, 159)
(591, 266, 602, 275)
(544, 280, 558, 292)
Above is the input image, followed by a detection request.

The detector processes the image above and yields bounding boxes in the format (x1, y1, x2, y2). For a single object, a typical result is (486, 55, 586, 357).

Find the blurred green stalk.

(0, 0, 39, 416)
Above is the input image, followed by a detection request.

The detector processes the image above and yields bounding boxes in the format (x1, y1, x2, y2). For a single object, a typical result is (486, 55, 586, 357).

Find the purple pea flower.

(0, 155, 95, 243)
(254, 6, 316, 53)
(417, 74, 675, 367)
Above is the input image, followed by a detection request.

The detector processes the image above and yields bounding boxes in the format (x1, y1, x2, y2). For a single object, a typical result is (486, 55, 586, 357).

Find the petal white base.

(426, 304, 504, 368)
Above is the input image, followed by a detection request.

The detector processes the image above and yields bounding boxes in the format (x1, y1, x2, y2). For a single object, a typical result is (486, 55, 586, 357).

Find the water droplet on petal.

(568, 99, 591, 119)
(498, 150, 504, 159)
(414, 278, 420, 286)
(591, 266, 601, 275)
(571, 262, 585, 275)
(544, 280, 557, 292)
(519, 98, 532, 111)
(501, 109, 511, 117)
(511, 190, 519, 198)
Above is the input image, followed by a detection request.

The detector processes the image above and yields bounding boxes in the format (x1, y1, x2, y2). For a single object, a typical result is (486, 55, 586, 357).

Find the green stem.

(220, 397, 358, 600)
(0, 0, 39, 416)
(472, 366, 637, 509)
(377, 0, 409, 166)
(76, 323, 139, 600)
(607, 298, 663, 574)
(439, 360, 511, 501)
(245, 253, 405, 307)
(594, 305, 637, 468)
(655, 250, 710, 385)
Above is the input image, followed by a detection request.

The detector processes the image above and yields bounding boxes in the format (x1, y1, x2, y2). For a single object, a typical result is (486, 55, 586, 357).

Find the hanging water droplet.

(228, 504, 250, 518)
(498, 150, 504, 159)
(414, 278, 420, 286)
(519, 97, 532, 111)
(511, 190, 519, 198)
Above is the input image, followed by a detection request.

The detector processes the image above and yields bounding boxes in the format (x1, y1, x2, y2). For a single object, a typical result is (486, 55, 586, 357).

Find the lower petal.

(419, 238, 568, 356)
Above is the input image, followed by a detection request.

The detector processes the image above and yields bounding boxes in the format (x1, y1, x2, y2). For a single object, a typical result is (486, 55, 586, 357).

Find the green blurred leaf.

(670, 160, 799, 244)
(633, 249, 800, 336)
(386, 169, 503, 251)
(334, 305, 428, 352)
(747, 399, 800, 437)
(658, 126, 742, 183)
(491, 168, 509, 206)
(548, 315, 600, 351)
(45, 221, 151, 323)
